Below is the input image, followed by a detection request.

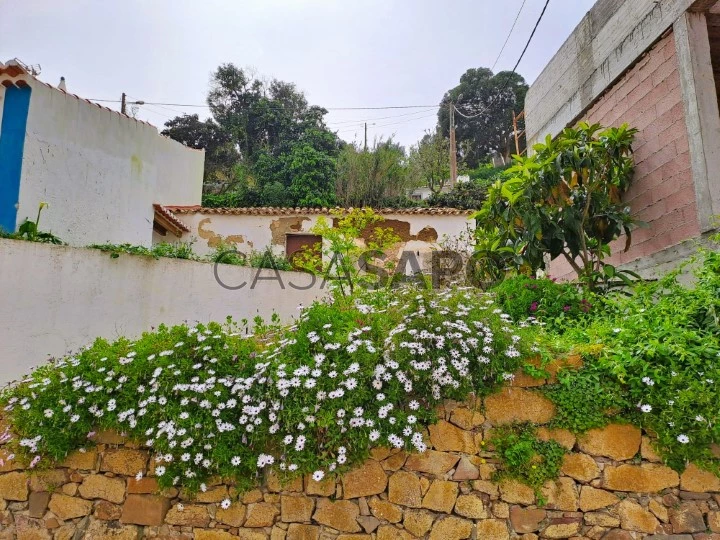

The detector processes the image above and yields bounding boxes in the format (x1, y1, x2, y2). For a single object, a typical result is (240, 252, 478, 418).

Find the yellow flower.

(39, 202, 48, 210)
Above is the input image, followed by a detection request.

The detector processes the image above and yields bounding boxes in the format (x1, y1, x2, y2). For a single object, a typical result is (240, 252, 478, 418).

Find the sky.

(0, 0, 595, 149)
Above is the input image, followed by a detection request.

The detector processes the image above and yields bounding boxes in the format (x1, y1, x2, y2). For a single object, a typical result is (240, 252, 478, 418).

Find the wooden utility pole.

(121, 92, 127, 115)
(512, 110, 525, 155)
(364, 123, 368, 151)
(449, 102, 457, 186)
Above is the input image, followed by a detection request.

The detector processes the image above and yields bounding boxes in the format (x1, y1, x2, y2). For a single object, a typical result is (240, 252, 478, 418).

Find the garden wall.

(0, 239, 325, 385)
(1, 385, 719, 540)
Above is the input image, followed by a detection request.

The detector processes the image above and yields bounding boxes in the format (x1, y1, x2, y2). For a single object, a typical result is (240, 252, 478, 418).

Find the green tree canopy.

(163, 64, 340, 207)
(438, 68, 528, 168)
(160, 114, 241, 192)
(335, 139, 412, 207)
(408, 130, 450, 195)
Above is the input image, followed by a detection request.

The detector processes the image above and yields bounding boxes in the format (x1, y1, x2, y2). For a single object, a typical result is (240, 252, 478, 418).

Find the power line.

(453, 0, 551, 121)
(372, 112, 438, 129)
(512, 0, 550, 73)
(326, 107, 438, 126)
(491, 0, 528, 72)
(87, 98, 438, 111)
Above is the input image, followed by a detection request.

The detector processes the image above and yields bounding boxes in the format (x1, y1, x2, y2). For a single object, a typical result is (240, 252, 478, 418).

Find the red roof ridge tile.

(161, 205, 475, 216)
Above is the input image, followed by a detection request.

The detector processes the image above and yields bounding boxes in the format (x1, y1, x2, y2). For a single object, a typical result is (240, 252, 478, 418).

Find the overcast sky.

(1, 0, 595, 149)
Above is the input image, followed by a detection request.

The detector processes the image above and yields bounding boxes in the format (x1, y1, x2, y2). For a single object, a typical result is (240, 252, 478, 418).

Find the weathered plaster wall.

(11, 82, 203, 247)
(1, 385, 718, 539)
(0, 239, 325, 384)
(167, 212, 475, 272)
(547, 31, 700, 280)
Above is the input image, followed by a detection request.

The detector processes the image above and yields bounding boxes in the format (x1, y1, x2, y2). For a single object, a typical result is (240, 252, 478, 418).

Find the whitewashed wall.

(166, 211, 475, 272)
(0, 239, 325, 385)
(14, 82, 203, 247)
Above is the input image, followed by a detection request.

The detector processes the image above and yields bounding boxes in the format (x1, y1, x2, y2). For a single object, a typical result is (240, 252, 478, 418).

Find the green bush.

(427, 180, 490, 210)
(544, 248, 720, 471)
(492, 275, 595, 328)
(208, 242, 248, 266)
(543, 364, 630, 433)
(89, 242, 197, 260)
(248, 250, 293, 271)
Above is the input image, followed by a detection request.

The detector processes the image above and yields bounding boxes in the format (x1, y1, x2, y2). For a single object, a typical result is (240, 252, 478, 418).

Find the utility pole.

(512, 110, 525, 155)
(364, 123, 368, 151)
(121, 92, 127, 115)
(449, 102, 457, 187)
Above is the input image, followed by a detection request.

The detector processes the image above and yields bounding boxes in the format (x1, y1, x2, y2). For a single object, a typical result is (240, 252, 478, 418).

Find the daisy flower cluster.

(0, 286, 537, 493)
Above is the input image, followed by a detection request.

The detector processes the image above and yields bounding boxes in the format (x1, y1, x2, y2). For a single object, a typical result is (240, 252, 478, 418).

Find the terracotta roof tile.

(153, 204, 191, 233)
(162, 206, 475, 216)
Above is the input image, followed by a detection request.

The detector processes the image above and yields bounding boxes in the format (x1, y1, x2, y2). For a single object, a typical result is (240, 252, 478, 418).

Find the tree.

(408, 130, 451, 195)
(294, 208, 401, 295)
(335, 138, 411, 207)
(476, 123, 639, 289)
(438, 68, 528, 168)
(427, 180, 490, 210)
(161, 114, 241, 192)
(163, 64, 340, 207)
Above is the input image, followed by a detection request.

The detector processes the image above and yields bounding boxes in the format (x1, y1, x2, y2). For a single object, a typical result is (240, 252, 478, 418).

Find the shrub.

(427, 180, 490, 210)
(543, 364, 630, 433)
(0, 286, 539, 493)
(248, 249, 293, 271)
(544, 248, 720, 471)
(492, 275, 595, 328)
(150, 242, 196, 260)
(89, 242, 197, 260)
(294, 208, 401, 295)
(476, 123, 639, 289)
(207, 242, 247, 266)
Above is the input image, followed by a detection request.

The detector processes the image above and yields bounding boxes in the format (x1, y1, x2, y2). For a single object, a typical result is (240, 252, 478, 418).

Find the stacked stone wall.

(1, 381, 719, 539)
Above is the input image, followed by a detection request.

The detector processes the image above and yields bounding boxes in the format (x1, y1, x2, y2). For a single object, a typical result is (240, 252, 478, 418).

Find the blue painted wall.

(0, 86, 31, 233)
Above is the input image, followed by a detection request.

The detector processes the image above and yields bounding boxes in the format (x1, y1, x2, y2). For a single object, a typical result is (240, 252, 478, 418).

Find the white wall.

(0, 239, 326, 384)
(170, 211, 475, 257)
(165, 211, 475, 273)
(154, 135, 204, 206)
(14, 81, 204, 247)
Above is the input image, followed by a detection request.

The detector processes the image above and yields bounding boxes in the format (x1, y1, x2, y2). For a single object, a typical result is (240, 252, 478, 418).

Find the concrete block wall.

(547, 32, 701, 280)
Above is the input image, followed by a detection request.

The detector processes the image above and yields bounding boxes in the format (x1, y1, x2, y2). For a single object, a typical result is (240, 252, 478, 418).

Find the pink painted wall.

(548, 32, 700, 280)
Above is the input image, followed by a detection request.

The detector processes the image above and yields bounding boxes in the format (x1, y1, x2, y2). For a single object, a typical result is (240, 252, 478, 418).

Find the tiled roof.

(153, 204, 191, 233)
(163, 205, 475, 216)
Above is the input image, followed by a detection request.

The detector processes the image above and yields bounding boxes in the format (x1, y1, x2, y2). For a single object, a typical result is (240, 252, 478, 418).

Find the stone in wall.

(0, 392, 718, 539)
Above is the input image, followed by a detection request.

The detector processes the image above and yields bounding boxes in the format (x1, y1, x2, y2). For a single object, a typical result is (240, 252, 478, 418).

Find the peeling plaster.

(270, 217, 309, 245)
(197, 217, 245, 248)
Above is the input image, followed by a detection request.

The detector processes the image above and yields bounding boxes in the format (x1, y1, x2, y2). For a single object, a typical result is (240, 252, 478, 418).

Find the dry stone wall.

(1, 385, 719, 539)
